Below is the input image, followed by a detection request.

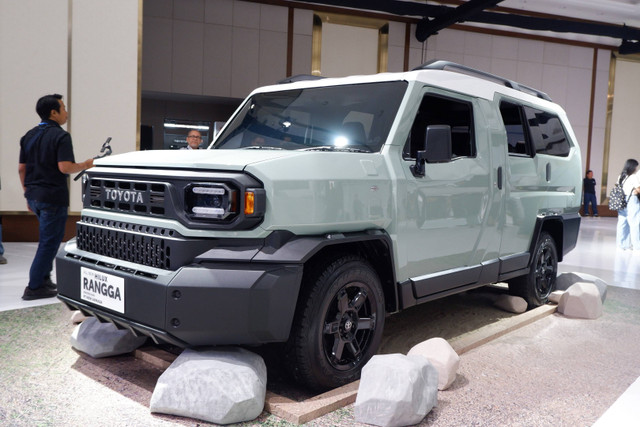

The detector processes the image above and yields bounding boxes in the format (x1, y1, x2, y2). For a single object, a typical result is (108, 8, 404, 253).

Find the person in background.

(0, 215, 5, 264)
(18, 94, 94, 300)
(616, 159, 640, 251)
(0, 177, 5, 264)
(583, 169, 599, 217)
(184, 130, 202, 149)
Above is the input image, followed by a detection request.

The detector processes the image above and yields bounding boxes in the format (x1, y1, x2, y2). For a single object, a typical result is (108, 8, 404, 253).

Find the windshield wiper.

(301, 145, 371, 153)
(242, 145, 284, 150)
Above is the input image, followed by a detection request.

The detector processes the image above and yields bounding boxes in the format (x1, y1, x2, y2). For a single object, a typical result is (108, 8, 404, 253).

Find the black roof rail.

(413, 59, 552, 102)
(277, 74, 326, 84)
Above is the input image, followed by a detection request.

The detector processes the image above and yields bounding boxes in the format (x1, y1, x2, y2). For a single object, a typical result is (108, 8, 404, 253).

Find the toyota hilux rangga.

(56, 60, 582, 390)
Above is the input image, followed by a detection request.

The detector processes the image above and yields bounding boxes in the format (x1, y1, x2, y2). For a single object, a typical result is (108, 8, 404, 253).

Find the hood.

(94, 148, 298, 171)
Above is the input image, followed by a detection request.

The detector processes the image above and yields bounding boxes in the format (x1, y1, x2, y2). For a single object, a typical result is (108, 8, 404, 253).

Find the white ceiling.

(455, 0, 640, 46)
(501, 0, 640, 27)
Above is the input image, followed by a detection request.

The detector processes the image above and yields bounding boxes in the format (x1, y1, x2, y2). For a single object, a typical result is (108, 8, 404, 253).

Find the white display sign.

(80, 267, 125, 313)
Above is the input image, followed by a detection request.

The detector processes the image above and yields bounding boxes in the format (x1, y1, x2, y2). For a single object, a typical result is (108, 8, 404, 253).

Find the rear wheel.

(285, 255, 385, 391)
(509, 232, 558, 308)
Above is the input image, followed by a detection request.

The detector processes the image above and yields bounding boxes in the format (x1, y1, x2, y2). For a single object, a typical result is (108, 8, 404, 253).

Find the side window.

(403, 94, 475, 159)
(499, 101, 531, 157)
(524, 107, 571, 157)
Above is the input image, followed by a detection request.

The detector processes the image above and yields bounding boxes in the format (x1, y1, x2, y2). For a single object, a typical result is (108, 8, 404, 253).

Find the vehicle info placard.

(80, 267, 125, 313)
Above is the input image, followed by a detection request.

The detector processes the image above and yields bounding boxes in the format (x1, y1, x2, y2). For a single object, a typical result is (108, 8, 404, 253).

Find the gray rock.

(70, 317, 147, 358)
(407, 337, 460, 390)
(150, 347, 266, 425)
(354, 353, 438, 427)
(557, 282, 603, 319)
(494, 294, 528, 314)
(556, 272, 607, 303)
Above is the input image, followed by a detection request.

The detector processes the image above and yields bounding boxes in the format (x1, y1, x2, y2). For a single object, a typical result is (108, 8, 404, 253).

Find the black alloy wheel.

(284, 255, 385, 391)
(509, 232, 558, 308)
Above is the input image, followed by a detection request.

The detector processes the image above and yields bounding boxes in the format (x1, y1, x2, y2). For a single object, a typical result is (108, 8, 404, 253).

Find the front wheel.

(285, 255, 385, 391)
(509, 232, 558, 308)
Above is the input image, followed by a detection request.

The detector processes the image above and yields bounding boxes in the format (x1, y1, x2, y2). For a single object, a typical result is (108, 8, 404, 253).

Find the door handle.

(546, 163, 551, 182)
(497, 166, 503, 190)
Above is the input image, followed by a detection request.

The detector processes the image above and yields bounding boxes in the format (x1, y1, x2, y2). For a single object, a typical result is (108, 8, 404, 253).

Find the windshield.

(212, 81, 407, 152)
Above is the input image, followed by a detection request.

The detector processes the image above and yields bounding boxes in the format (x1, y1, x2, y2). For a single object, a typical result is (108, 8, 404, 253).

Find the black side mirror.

(410, 125, 452, 177)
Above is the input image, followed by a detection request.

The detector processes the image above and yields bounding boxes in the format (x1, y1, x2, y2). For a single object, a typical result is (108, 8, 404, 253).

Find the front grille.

(88, 178, 166, 216)
(77, 222, 173, 270)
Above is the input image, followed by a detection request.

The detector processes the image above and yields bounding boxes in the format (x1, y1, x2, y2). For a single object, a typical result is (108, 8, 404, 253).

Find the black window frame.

(523, 106, 571, 157)
(499, 100, 533, 158)
(403, 92, 477, 161)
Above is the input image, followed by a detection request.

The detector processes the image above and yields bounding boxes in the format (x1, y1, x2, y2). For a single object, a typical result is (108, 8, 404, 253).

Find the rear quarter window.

(524, 106, 571, 157)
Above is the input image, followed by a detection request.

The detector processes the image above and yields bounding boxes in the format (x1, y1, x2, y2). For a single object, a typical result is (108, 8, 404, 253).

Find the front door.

(396, 89, 503, 299)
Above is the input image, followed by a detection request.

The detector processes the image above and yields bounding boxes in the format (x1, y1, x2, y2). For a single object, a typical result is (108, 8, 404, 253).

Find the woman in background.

(616, 159, 640, 250)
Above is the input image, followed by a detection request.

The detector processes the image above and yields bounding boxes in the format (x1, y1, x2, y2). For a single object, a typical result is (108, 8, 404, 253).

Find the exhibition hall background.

(0, 0, 639, 241)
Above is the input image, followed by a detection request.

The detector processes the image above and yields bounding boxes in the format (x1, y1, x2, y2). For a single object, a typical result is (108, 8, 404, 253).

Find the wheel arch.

(299, 237, 398, 314)
(528, 213, 580, 264)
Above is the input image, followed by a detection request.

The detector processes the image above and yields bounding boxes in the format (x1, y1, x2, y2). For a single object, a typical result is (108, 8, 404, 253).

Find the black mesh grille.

(77, 222, 173, 270)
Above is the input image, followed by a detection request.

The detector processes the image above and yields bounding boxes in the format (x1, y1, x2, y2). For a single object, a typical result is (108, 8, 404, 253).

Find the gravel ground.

(1, 286, 639, 426)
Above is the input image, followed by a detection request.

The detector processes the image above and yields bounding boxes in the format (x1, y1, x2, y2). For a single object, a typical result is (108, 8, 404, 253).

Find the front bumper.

(56, 242, 303, 347)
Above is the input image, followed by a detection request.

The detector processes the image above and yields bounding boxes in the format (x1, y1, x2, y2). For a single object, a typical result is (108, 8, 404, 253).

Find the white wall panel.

(491, 58, 518, 79)
(294, 8, 313, 36)
(292, 34, 312, 75)
(569, 46, 594, 69)
(321, 23, 378, 77)
(565, 66, 592, 127)
(607, 59, 640, 196)
(0, 0, 68, 211)
(172, 20, 204, 94)
(541, 64, 569, 106)
(388, 46, 405, 72)
(233, 0, 259, 29)
(203, 24, 233, 96)
(388, 21, 405, 48)
(259, 30, 287, 85)
(70, 0, 140, 211)
(260, 4, 287, 32)
(174, 0, 204, 21)
(142, 17, 173, 92)
(492, 35, 518, 60)
(231, 27, 259, 97)
(464, 32, 492, 57)
(543, 42, 571, 66)
(145, 0, 172, 18)
(516, 61, 543, 88)
(205, 0, 233, 24)
(518, 39, 543, 62)
(436, 29, 465, 54)
(463, 55, 492, 73)
(388, 21, 406, 72)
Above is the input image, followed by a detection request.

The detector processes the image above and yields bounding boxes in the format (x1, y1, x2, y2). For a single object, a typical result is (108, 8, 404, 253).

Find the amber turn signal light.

(244, 191, 255, 215)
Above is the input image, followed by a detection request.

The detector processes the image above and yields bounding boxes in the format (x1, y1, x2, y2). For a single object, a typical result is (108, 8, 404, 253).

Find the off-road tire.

(284, 254, 385, 391)
(509, 232, 558, 308)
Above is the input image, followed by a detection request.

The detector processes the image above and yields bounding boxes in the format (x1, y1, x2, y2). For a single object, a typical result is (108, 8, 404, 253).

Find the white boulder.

(150, 347, 266, 425)
(548, 290, 565, 304)
(70, 310, 87, 324)
(354, 353, 438, 427)
(557, 282, 603, 319)
(493, 294, 528, 314)
(70, 317, 147, 358)
(407, 337, 460, 390)
(556, 272, 607, 303)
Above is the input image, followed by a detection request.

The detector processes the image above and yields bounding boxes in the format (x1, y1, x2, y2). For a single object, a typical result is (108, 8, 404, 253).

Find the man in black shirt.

(18, 94, 94, 300)
(583, 169, 599, 217)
